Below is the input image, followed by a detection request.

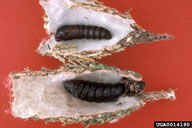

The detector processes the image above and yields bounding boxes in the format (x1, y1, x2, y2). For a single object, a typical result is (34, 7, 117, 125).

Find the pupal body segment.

(63, 78, 146, 103)
(55, 25, 112, 41)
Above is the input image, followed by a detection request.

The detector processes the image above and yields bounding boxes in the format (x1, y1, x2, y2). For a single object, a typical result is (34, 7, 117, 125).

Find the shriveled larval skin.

(10, 64, 176, 127)
(38, 0, 173, 63)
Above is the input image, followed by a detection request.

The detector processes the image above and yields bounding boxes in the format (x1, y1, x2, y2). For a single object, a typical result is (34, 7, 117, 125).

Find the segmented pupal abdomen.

(55, 25, 112, 41)
(63, 79, 146, 103)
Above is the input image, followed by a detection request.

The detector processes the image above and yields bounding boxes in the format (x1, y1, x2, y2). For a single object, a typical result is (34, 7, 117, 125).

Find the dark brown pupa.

(55, 25, 112, 41)
(63, 78, 146, 103)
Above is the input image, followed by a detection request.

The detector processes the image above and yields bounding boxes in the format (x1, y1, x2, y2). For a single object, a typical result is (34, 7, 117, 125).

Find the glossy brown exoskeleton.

(63, 78, 146, 103)
(55, 25, 112, 41)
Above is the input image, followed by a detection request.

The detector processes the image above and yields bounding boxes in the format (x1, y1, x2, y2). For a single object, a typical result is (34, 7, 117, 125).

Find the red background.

(0, 0, 192, 128)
